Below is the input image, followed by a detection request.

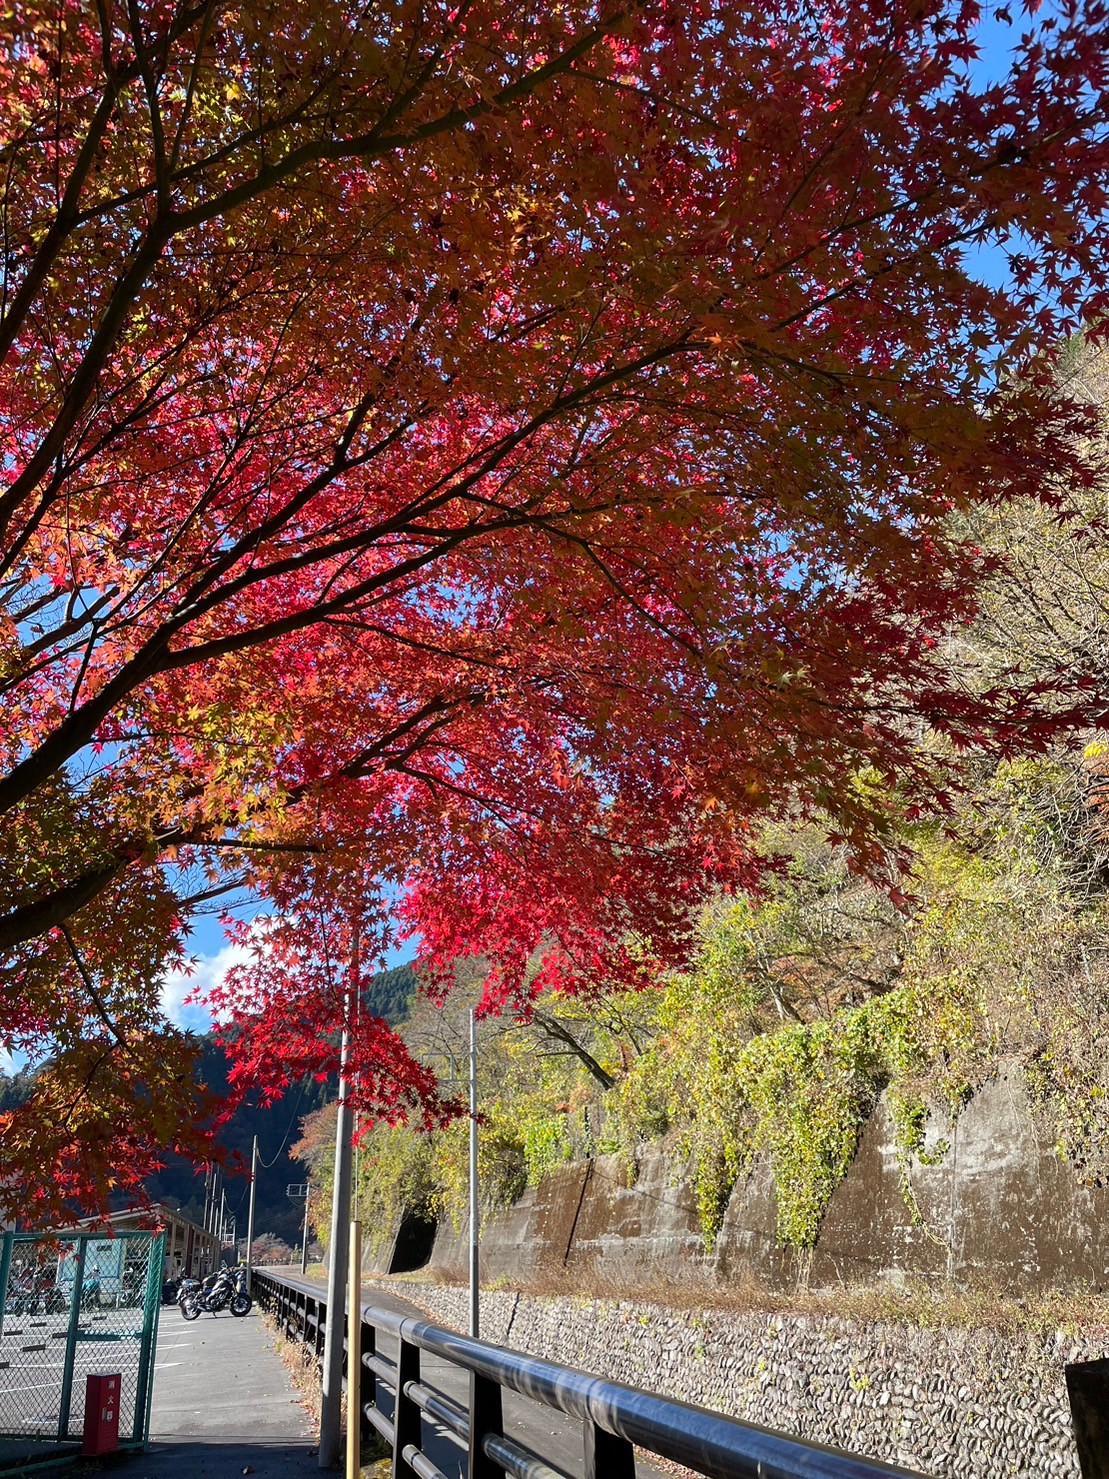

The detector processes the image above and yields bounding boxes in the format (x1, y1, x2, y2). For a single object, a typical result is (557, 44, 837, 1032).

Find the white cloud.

(160, 941, 253, 1031)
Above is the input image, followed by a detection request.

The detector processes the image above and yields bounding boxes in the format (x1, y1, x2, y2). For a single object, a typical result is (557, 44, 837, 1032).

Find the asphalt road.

(135, 1275, 668, 1478)
(139, 1303, 318, 1478)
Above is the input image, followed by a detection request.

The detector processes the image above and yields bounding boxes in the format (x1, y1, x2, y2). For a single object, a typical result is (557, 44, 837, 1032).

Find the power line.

(257, 1075, 312, 1169)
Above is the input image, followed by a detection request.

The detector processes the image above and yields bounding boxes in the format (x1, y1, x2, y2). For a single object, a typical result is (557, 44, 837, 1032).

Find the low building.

(67, 1204, 222, 1281)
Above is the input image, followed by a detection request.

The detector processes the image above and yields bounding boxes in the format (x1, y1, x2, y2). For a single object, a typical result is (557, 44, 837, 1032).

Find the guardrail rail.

(253, 1268, 925, 1479)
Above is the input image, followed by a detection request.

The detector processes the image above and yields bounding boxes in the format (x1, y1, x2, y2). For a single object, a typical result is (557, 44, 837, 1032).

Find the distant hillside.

(362, 962, 419, 1025)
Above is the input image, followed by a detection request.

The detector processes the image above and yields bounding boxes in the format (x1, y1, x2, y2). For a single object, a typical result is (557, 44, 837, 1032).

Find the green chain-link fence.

(0, 1230, 164, 1470)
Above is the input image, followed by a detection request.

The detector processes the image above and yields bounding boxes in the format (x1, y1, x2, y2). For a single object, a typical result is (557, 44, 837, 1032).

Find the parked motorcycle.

(5, 1268, 66, 1316)
(177, 1264, 251, 1320)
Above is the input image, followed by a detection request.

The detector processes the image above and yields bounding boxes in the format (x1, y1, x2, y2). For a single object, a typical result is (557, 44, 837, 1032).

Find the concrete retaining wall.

(429, 1065, 1109, 1294)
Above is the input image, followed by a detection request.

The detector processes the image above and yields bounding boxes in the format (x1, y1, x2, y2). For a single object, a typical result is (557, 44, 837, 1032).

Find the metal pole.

(346, 1219, 362, 1479)
(319, 989, 356, 1467)
(246, 1135, 258, 1291)
(133, 1230, 165, 1445)
(202, 1162, 212, 1233)
(0, 1231, 13, 1342)
(469, 1005, 479, 1340)
(301, 1187, 311, 1275)
(57, 1237, 88, 1440)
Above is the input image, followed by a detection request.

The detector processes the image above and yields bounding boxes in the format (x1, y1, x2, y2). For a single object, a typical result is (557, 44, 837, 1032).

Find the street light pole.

(469, 1005, 479, 1339)
(319, 1015, 354, 1469)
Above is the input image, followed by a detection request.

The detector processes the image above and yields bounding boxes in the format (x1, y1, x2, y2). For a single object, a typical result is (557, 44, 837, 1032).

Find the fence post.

(57, 1237, 88, 1440)
(468, 1373, 503, 1479)
(584, 1420, 635, 1479)
(0, 1231, 13, 1342)
(134, 1231, 166, 1444)
(391, 1335, 421, 1479)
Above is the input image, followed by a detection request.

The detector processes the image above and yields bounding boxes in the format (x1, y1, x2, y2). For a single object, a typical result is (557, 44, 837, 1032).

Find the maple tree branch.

(0, 326, 699, 815)
(169, 19, 622, 234)
(157, 333, 696, 639)
(0, 220, 174, 562)
(59, 1045, 117, 1130)
(0, 689, 472, 949)
(125, 0, 169, 206)
(0, 83, 120, 366)
(179, 876, 249, 909)
(0, 0, 212, 363)
(167, 0, 220, 176)
(17, 588, 116, 661)
(58, 922, 133, 1056)
(326, 617, 507, 672)
(0, 858, 130, 953)
(198, 838, 323, 853)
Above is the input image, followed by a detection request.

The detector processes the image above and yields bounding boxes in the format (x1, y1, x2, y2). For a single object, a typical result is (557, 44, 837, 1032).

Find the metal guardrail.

(253, 1268, 925, 1479)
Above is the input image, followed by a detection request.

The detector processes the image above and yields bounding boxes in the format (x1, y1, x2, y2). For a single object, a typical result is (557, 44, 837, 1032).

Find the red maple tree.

(2, 0, 1109, 1220)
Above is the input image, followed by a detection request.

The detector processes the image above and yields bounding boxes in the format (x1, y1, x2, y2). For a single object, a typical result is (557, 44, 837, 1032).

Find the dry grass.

(265, 1322, 323, 1422)
(392, 1262, 1109, 1339)
(260, 1306, 391, 1476)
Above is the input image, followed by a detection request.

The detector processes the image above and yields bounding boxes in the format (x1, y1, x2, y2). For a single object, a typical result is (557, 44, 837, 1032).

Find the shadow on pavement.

(122, 1436, 320, 1477)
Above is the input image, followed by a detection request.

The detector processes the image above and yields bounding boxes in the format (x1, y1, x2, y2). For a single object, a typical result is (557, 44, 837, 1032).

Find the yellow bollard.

(346, 1220, 362, 1479)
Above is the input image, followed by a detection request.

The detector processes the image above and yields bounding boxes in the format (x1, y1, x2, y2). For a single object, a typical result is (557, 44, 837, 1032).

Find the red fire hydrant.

(82, 1372, 121, 1455)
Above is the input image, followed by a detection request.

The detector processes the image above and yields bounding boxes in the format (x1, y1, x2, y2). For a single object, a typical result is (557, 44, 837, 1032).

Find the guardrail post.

(391, 1335, 421, 1479)
(584, 1421, 635, 1479)
(468, 1373, 503, 1479)
(1067, 1358, 1109, 1478)
(362, 1320, 376, 1439)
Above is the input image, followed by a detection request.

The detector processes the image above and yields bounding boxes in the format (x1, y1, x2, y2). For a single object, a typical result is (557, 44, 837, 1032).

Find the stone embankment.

(376, 1279, 1097, 1477)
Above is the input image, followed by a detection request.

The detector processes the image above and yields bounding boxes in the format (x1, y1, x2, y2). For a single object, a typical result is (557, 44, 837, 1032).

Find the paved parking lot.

(135, 1305, 318, 1478)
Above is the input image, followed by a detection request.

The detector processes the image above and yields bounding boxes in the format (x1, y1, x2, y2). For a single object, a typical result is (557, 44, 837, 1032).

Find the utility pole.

(301, 1186, 311, 1276)
(319, 932, 359, 1470)
(469, 1005, 479, 1339)
(202, 1163, 212, 1234)
(209, 1168, 222, 1235)
(245, 1136, 258, 1291)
